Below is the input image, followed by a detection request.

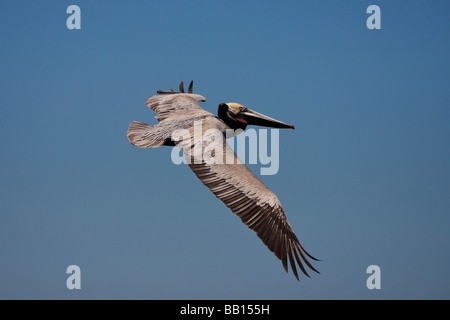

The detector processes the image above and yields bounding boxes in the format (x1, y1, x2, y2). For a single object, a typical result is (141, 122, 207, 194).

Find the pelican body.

(127, 81, 319, 281)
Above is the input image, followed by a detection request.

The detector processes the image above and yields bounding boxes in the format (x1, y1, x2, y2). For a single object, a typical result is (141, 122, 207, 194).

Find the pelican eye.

(239, 106, 246, 112)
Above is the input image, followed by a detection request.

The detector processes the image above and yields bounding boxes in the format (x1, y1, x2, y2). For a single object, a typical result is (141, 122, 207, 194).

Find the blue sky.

(1, 0, 449, 299)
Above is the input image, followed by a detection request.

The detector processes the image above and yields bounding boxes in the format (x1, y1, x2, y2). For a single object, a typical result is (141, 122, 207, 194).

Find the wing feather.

(145, 93, 207, 122)
(186, 137, 319, 281)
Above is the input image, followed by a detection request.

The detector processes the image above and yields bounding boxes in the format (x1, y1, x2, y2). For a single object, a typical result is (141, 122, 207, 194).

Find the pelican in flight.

(127, 81, 319, 281)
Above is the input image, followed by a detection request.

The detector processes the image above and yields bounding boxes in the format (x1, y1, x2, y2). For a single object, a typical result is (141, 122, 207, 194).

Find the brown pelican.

(127, 81, 319, 281)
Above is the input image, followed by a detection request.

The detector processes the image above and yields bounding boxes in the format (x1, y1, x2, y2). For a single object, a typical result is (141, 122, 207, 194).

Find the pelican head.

(218, 102, 295, 130)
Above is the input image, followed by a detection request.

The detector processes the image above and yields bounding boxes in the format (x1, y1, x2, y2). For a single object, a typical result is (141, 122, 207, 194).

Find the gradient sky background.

(1, 0, 449, 299)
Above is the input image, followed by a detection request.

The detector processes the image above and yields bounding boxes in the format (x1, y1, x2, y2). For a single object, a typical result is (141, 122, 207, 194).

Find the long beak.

(237, 108, 295, 129)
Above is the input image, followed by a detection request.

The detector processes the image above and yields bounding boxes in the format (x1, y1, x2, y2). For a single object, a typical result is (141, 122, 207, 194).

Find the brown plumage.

(127, 81, 319, 281)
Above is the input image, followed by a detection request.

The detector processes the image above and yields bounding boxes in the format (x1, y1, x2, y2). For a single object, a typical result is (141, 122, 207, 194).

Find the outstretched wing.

(145, 93, 207, 122)
(183, 131, 319, 281)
